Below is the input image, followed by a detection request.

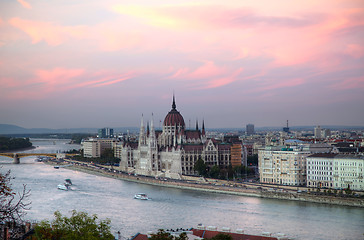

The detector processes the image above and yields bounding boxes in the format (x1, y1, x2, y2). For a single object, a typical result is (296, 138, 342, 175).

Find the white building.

(259, 147, 311, 186)
(307, 153, 364, 191)
(306, 153, 335, 188)
(314, 126, 322, 139)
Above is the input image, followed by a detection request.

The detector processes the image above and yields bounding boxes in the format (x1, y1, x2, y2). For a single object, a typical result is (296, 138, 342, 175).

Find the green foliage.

(71, 134, 94, 144)
(149, 229, 187, 240)
(0, 137, 32, 151)
(345, 187, 353, 195)
(0, 169, 31, 239)
(194, 158, 207, 177)
(210, 165, 220, 179)
(33, 210, 113, 240)
(210, 233, 233, 240)
(74, 148, 120, 165)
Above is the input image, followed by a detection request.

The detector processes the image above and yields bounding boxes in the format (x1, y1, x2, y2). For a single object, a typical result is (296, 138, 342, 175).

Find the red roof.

(192, 229, 279, 240)
(130, 229, 280, 240)
(218, 144, 231, 150)
(182, 144, 204, 152)
(185, 130, 201, 140)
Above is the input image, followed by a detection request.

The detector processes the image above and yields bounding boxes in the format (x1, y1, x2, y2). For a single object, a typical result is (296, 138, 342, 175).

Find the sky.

(1, 0, 364, 129)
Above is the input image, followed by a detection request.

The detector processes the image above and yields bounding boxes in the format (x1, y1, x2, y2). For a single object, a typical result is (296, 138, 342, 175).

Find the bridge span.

(0, 153, 79, 164)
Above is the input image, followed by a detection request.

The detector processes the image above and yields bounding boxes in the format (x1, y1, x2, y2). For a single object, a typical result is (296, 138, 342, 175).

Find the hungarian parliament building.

(83, 96, 246, 179)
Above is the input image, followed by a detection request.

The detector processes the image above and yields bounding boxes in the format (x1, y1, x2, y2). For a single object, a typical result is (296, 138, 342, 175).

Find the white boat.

(134, 193, 149, 200)
(57, 184, 70, 191)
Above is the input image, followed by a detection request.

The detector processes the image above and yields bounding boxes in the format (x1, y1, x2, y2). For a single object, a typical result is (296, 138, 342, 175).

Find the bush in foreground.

(33, 210, 113, 240)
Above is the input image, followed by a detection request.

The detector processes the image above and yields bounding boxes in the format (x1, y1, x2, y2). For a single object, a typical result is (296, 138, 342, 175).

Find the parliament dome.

(163, 96, 185, 127)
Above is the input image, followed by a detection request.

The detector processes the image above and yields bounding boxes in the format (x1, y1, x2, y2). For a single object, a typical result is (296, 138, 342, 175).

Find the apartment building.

(82, 138, 116, 158)
(307, 153, 364, 191)
(259, 147, 311, 186)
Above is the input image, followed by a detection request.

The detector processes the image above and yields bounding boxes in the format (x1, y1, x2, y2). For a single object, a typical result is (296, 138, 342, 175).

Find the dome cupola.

(163, 95, 185, 128)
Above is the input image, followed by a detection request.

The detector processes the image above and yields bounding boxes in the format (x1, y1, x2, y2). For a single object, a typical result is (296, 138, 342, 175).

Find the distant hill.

(0, 124, 138, 135)
(0, 124, 363, 135)
(0, 124, 29, 134)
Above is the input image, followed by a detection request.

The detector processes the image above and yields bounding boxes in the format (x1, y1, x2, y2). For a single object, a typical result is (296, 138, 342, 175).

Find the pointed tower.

(196, 119, 199, 131)
(172, 93, 176, 110)
(138, 114, 145, 147)
(147, 121, 150, 137)
(149, 113, 156, 149)
(202, 119, 205, 136)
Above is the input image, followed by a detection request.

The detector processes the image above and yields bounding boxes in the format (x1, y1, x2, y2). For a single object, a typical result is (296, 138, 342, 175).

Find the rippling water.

(1, 139, 363, 240)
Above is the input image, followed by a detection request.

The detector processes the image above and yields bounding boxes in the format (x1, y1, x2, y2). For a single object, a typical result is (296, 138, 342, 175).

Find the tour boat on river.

(134, 193, 149, 200)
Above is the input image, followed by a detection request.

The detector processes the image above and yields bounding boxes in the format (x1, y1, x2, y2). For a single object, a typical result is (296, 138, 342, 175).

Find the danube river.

(1, 139, 363, 240)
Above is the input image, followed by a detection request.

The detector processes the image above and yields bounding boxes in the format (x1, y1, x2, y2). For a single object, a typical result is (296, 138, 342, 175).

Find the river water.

(0, 139, 363, 240)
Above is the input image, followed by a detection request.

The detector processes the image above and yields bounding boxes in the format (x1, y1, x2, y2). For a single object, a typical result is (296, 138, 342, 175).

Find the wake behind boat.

(134, 193, 149, 200)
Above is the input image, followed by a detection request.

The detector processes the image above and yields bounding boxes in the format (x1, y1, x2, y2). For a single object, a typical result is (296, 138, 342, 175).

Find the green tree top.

(194, 158, 207, 177)
(33, 210, 114, 240)
(210, 233, 233, 240)
(149, 229, 187, 240)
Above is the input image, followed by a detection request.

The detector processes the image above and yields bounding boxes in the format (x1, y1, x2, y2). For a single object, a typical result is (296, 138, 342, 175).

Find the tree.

(194, 158, 207, 177)
(247, 154, 258, 166)
(33, 210, 114, 240)
(149, 229, 187, 240)
(210, 233, 233, 240)
(0, 169, 31, 239)
(210, 165, 220, 179)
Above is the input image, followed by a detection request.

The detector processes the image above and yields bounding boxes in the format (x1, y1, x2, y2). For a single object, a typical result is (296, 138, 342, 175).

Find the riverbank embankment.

(50, 160, 364, 208)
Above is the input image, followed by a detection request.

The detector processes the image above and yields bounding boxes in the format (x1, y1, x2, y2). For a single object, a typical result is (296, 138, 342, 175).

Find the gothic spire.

(196, 119, 199, 131)
(202, 119, 205, 136)
(172, 93, 176, 110)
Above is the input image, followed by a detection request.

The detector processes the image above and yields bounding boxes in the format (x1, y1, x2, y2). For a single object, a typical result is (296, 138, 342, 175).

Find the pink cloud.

(345, 44, 364, 59)
(331, 76, 364, 90)
(169, 61, 243, 89)
(170, 61, 227, 80)
(0, 68, 135, 101)
(9, 18, 86, 46)
(72, 72, 135, 88)
(259, 78, 305, 91)
(206, 68, 244, 89)
(35, 68, 85, 94)
(17, 0, 32, 9)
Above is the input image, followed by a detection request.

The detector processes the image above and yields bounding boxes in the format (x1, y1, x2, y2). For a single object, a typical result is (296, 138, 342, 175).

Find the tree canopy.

(33, 210, 114, 240)
(149, 229, 187, 240)
(194, 158, 207, 177)
(0, 169, 31, 239)
(0, 137, 32, 151)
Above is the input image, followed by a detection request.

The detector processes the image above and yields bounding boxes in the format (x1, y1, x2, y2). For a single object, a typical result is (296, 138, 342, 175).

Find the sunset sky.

(1, 0, 363, 129)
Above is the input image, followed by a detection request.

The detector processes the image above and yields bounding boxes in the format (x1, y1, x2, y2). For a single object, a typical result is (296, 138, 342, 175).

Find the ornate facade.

(115, 95, 244, 179)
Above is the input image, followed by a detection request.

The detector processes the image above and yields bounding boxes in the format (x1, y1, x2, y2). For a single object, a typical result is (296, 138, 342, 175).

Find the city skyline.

(1, 0, 363, 129)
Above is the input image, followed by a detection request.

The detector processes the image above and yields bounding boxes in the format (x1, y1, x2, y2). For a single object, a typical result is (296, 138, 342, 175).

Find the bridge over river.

(0, 153, 79, 164)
